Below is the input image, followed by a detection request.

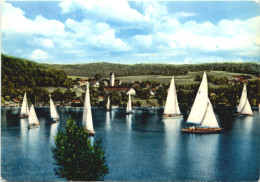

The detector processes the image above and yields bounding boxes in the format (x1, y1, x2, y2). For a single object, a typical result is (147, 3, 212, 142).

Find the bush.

(52, 119, 108, 181)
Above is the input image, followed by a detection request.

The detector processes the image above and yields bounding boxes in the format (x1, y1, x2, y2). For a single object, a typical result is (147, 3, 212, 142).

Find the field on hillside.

(117, 71, 257, 84)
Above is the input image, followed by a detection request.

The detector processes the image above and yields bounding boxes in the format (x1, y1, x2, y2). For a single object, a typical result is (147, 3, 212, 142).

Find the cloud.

(31, 38, 54, 48)
(59, 0, 144, 22)
(31, 49, 48, 60)
(64, 18, 131, 51)
(2, 2, 64, 36)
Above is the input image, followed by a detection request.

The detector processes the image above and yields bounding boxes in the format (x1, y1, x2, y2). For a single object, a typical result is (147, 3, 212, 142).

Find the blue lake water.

(1, 107, 260, 181)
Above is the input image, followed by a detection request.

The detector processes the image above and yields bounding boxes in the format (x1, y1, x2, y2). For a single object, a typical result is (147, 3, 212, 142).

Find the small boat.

(20, 92, 29, 118)
(82, 82, 95, 136)
(106, 96, 111, 111)
(182, 72, 223, 134)
(50, 98, 60, 123)
(28, 104, 40, 129)
(163, 76, 182, 118)
(236, 84, 253, 116)
(126, 94, 134, 114)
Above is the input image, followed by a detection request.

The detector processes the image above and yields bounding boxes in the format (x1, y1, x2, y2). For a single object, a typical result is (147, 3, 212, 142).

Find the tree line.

(49, 62, 260, 77)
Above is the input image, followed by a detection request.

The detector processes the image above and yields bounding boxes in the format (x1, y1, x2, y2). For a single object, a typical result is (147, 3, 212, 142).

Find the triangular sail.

(82, 82, 94, 132)
(237, 84, 247, 113)
(28, 105, 39, 125)
(200, 98, 219, 128)
(106, 96, 110, 110)
(237, 84, 252, 115)
(127, 94, 132, 112)
(240, 99, 253, 115)
(50, 98, 59, 119)
(20, 92, 29, 115)
(164, 77, 181, 115)
(187, 72, 208, 124)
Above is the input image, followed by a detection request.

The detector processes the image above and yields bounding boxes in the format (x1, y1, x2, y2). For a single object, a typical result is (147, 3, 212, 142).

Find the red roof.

(72, 100, 81, 103)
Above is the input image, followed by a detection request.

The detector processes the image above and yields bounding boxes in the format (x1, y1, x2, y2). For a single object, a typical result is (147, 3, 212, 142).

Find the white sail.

(28, 105, 39, 125)
(50, 98, 59, 119)
(200, 98, 219, 128)
(237, 84, 247, 113)
(237, 84, 253, 115)
(82, 82, 94, 132)
(106, 96, 110, 110)
(164, 77, 181, 115)
(187, 72, 208, 124)
(127, 94, 132, 112)
(20, 92, 29, 115)
(240, 99, 253, 115)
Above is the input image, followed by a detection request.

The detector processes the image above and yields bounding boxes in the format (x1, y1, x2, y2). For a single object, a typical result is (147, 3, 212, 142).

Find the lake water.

(1, 107, 260, 181)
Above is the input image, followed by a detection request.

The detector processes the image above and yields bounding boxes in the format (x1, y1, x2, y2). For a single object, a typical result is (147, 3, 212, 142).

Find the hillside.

(1, 54, 73, 103)
(48, 62, 260, 77)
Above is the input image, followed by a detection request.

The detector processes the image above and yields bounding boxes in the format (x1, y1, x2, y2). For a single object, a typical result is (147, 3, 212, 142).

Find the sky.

(1, 0, 260, 64)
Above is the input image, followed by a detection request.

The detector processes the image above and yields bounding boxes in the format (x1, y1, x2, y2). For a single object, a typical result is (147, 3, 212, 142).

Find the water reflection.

(27, 127, 40, 159)
(126, 114, 132, 131)
(106, 111, 111, 132)
(1, 108, 260, 181)
(186, 134, 220, 180)
(49, 123, 59, 144)
(162, 118, 183, 178)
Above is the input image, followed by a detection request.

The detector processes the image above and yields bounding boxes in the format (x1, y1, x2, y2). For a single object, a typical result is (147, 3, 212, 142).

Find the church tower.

(110, 71, 115, 86)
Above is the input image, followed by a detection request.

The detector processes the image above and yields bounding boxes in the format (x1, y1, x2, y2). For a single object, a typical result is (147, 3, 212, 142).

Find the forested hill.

(1, 54, 72, 88)
(48, 62, 260, 77)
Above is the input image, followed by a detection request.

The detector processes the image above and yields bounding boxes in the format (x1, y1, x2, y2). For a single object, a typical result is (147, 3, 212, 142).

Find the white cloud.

(2, 2, 65, 36)
(65, 18, 131, 51)
(32, 38, 54, 48)
(31, 49, 48, 60)
(130, 16, 260, 58)
(59, 0, 144, 22)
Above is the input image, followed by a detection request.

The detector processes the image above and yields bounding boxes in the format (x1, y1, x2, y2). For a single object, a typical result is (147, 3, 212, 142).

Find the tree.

(52, 119, 108, 181)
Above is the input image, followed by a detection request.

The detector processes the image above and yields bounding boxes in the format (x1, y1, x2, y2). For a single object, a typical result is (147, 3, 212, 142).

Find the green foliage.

(50, 62, 260, 77)
(52, 119, 108, 181)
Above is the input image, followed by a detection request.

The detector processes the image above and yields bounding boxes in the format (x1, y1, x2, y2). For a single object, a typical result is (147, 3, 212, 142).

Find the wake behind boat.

(182, 72, 223, 134)
(163, 76, 182, 118)
(82, 82, 95, 136)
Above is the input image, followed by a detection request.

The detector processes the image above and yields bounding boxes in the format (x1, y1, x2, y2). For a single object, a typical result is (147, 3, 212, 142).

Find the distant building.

(110, 72, 115, 86)
(98, 96, 104, 102)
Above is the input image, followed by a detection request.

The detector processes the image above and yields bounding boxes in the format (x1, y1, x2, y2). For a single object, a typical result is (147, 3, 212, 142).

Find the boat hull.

(182, 128, 223, 134)
(28, 123, 40, 129)
(163, 114, 183, 119)
(83, 128, 95, 136)
(19, 114, 28, 119)
(126, 111, 134, 115)
(233, 113, 254, 116)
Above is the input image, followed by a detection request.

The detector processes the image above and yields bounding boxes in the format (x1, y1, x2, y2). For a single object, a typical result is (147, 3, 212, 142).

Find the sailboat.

(236, 84, 253, 115)
(106, 96, 111, 111)
(163, 76, 182, 118)
(82, 82, 95, 136)
(20, 92, 29, 118)
(28, 104, 40, 129)
(182, 72, 223, 134)
(126, 94, 134, 114)
(50, 98, 60, 123)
